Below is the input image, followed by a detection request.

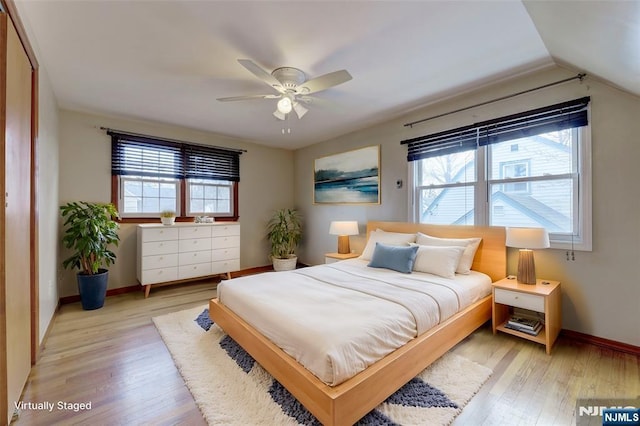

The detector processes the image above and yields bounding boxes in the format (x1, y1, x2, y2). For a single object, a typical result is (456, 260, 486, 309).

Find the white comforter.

(217, 259, 491, 386)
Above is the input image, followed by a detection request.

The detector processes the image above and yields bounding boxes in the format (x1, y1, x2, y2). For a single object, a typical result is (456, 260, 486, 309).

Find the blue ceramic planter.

(77, 269, 108, 310)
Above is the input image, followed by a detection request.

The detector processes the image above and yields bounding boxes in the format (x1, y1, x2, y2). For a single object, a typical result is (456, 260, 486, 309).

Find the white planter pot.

(161, 217, 176, 226)
(272, 256, 297, 272)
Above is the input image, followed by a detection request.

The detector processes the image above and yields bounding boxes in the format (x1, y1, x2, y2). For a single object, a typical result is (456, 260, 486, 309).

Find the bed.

(209, 221, 506, 425)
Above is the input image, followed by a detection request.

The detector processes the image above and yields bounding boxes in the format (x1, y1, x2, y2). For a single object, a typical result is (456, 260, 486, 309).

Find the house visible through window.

(109, 130, 242, 220)
(500, 160, 530, 193)
(404, 97, 591, 250)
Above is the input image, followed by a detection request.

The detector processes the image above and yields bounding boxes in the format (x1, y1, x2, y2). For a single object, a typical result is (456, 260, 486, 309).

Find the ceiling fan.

(217, 59, 352, 120)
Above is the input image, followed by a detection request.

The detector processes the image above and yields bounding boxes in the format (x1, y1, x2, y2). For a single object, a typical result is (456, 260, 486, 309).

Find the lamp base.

(517, 249, 537, 284)
(337, 236, 351, 254)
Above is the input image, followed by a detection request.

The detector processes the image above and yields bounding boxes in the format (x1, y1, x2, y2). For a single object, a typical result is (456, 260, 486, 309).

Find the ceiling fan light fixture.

(273, 109, 287, 120)
(277, 96, 293, 114)
(293, 102, 308, 119)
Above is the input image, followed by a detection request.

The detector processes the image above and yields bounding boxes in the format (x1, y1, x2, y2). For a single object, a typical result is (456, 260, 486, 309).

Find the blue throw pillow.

(367, 242, 419, 274)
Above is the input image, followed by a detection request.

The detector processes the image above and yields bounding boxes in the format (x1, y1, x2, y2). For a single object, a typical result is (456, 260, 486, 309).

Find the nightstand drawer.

(494, 288, 544, 312)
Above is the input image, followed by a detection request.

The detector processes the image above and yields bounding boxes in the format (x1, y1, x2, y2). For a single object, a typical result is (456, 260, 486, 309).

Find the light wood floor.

(13, 282, 640, 425)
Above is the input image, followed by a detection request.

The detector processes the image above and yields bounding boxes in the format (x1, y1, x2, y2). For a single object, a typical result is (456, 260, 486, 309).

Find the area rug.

(153, 305, 492, 426)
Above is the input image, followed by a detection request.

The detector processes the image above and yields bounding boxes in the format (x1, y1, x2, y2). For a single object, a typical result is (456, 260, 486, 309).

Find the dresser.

(137, 222, 240, 297)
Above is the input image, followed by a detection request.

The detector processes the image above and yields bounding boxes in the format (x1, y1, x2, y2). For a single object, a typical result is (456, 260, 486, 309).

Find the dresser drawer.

(179, 226, 212, 240)
(178, 263, 212, 280)
(142, 240, 179, 256)
(211, 247, 240, 262)
(141, 227, 180, 242)
(212, 235, 240, 249)
(212, 259, 240, 274)
(212, 224, 240, 237)
(494, 288, 544, 312)
(141, 267, 178, 284)
(179, 238, 212, 253)
(141, 253, 178, 270)
(179, 250, 212, 266)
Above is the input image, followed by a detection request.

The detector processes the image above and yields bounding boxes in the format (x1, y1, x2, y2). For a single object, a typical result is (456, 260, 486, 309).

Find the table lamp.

(329, 221, 359, 254)
(505, 227, 550, 284)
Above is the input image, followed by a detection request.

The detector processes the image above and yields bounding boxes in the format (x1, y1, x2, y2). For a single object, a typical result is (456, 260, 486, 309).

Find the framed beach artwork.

(314, 145, 380, 204)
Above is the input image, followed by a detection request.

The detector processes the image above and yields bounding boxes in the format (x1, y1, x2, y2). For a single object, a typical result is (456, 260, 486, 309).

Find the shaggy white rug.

(153, 305, 492, 426)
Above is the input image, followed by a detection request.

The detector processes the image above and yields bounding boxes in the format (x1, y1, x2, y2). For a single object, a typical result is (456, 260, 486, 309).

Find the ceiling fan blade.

(298, 70, 352, 95)
(237, 59, 284, 92)
(217, 94, 281, 102)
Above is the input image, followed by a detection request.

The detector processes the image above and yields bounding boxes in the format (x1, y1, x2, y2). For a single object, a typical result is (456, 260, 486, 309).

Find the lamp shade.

(505, 227, 550, 249)
(329, 221, 359, 236)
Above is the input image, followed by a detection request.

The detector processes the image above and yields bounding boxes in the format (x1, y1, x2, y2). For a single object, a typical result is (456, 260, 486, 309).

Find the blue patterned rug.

(154, 306, 492, 425)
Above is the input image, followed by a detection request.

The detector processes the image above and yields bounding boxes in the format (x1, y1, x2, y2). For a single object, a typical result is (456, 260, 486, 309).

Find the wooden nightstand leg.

(144, 285, 151, 298)
(493, 303, 509, 334)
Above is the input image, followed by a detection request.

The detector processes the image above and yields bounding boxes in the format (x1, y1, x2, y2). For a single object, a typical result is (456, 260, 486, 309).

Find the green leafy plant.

(60, 201, 120, 275)
(160, 210, 176, 218)
(266, 208, 302, 259)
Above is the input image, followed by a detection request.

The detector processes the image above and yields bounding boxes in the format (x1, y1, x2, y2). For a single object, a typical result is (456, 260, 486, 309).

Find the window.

(187, 179, 233, 216)
(405, 97, 591, 250)
(121, 176, 179, 215)
(109, 130, 242, 220)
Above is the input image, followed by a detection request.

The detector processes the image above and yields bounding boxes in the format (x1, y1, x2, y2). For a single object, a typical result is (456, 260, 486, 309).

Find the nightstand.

(325, 252, 360, 264)
(492, 278, 561, 354)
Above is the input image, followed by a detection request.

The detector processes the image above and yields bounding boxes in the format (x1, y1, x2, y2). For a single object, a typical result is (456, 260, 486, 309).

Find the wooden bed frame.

(209, 222, 506, 425)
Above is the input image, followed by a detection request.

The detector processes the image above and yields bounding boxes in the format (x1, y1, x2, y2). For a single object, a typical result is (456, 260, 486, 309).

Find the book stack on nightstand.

(504, 308, 544, 336)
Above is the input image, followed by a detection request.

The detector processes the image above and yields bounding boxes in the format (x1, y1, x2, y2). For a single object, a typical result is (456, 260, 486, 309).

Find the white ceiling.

(14, 1, 640, 149)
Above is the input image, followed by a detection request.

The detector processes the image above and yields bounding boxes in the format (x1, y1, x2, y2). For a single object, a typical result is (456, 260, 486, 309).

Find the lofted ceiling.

(14, 1, 640, 149)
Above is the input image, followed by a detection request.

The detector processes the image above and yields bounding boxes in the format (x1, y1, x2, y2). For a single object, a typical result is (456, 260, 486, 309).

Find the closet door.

(0, 13, 32, 424)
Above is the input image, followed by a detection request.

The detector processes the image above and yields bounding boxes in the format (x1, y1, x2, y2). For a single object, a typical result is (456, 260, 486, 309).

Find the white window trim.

(185, 179, 234, 217)
(118, 176, 181, 218)
(409, 126, 592, 251)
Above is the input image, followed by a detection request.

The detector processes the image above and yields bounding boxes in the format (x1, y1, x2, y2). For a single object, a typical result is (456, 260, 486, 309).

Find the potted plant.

(160, 210, 176, 225)
(266, 208, 302, 271)
(60, 201, 120, 310)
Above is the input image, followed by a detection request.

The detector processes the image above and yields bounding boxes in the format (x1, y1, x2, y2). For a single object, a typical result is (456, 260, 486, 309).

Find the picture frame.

(314, 145, 380, 204)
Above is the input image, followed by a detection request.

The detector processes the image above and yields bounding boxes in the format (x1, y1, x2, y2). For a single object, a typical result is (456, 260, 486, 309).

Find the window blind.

(111, 134, 183, 178)
(401, 96, 590, 162)
(110, 131, 241, 181)
(184, 144, 240, 181)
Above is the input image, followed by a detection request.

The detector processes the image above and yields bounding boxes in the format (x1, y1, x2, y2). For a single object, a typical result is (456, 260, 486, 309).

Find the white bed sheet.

(217, 258, 491, 386)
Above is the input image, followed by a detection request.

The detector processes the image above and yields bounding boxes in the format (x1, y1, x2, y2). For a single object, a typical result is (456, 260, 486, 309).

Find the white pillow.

(410, 244, 466, 279)
(415, 232, 481, 274)
(360, 229, 417, 260)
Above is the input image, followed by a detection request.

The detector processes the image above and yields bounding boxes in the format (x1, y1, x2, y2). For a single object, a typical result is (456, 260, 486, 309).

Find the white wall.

(58, 110, 294, 296)
(294, 66, 640, 346)
(36, 68, 60, 343)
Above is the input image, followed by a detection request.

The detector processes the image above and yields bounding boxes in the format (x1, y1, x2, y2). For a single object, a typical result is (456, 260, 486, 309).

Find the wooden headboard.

(366, 221, 506, 282)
